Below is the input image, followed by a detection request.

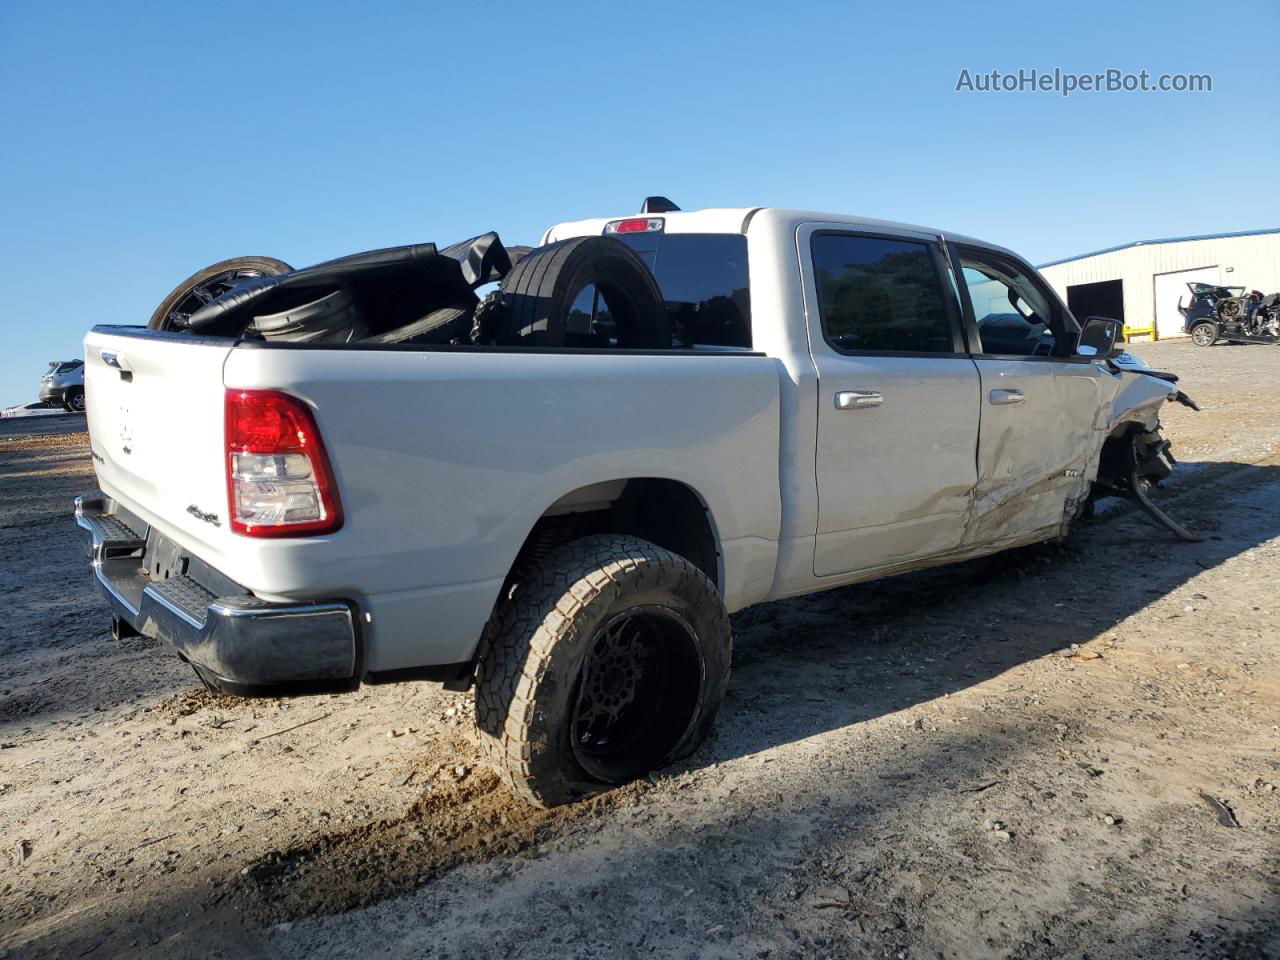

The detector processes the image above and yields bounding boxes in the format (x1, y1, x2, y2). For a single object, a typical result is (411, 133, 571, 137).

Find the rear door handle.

(834, 390, 883, 410)
(990, 388, 1024, 405)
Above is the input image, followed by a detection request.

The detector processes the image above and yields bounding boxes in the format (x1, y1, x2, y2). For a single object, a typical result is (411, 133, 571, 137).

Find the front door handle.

(990, 388, 1025, 405)
(834, 390, 883, 410)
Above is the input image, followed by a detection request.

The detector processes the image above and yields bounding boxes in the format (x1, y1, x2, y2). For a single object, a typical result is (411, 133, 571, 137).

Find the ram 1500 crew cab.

(76, 207, 1187, 806)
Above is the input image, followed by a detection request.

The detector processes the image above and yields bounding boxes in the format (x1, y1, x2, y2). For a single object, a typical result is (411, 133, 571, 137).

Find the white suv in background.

(40, 359, 85, 412)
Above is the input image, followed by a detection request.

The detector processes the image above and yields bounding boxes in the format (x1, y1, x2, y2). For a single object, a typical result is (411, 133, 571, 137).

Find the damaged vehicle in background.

(74, 200, 1198, 809)
(1180, 283, 1280, 346)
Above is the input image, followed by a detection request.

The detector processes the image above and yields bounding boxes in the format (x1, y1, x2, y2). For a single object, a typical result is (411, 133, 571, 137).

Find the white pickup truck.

(76, 205, 1193, 807)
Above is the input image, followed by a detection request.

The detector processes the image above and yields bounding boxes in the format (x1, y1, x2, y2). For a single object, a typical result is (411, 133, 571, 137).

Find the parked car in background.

(40, 359, 85, 411)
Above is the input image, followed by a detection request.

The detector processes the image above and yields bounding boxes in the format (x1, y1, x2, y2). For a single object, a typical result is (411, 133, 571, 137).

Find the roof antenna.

(641, 196, 680, 214)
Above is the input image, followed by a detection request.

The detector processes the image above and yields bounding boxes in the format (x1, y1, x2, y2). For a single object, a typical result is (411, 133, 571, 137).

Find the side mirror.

(1077, 316, 1121, 358)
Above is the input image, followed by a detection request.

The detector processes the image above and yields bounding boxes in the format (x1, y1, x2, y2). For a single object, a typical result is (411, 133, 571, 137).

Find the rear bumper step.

(74, 492, 358, 696)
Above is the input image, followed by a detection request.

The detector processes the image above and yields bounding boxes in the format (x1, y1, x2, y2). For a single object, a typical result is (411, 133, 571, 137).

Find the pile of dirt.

(155, 688, 257, 720)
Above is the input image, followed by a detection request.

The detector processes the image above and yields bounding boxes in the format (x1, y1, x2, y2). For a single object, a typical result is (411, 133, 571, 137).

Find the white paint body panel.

(88, 338, 782, 671)
(84, 207, 1182, 675)
(84, 333, 237, 560)
(968, 359, 1102, 539)
(811, 354, 980, 575)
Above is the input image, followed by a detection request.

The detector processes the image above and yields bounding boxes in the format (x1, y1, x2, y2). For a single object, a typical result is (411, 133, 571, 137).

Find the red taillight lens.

(225, 390, 343, 537)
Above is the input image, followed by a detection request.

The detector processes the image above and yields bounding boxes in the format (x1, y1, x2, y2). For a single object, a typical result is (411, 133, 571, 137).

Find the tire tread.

(473, 534, 728, 807)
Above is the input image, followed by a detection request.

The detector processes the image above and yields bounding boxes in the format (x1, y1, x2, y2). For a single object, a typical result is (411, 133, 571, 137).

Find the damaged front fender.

(1092, 362, 1202, 541)
(1106, 368, 1179, 434)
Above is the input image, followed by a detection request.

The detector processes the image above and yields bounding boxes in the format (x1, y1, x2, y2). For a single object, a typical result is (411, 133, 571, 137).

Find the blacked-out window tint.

(811, 234, 954, 353)
(614, 233, 751, 347)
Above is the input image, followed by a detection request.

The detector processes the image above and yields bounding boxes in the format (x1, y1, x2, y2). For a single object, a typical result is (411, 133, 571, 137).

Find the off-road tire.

(474, 535, 731, 807)
(1190, 322, 1218, 347)
(63, 387, 85, 413)
(148, 256, 293, 330)
(496, 236, 669, 348)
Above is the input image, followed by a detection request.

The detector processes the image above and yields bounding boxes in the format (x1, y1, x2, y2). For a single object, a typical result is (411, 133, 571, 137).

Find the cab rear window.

(613, 233, 752, 348)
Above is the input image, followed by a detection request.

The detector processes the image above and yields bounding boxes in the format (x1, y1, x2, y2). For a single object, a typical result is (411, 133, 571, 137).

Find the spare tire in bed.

(496, 236, 669, 348)
(148, 256, 294, 331)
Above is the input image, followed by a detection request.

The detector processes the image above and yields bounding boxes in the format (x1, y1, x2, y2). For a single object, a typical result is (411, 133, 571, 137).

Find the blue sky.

(1, 0, 1276, 407)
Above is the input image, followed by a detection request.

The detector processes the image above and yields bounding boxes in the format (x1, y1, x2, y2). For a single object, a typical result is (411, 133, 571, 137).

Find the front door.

(951, 244, 1103, 545)
(804, 228, 981, 577)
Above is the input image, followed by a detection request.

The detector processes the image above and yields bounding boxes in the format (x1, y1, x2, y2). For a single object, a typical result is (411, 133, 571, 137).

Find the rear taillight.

(225, 390, 343, 537)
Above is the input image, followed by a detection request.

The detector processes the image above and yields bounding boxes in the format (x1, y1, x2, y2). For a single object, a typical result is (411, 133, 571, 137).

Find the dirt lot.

(2, 340, 1278, 960)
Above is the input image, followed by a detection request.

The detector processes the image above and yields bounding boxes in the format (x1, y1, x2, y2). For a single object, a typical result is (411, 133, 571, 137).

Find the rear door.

(802, 226, 981, 577)
(950, 244, 1102, 544)
(83, 329, 235, 553)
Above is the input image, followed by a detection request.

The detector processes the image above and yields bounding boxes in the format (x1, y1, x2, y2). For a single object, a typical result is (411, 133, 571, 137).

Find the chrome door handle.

(834, 390, 883, 410)
(990, 388, 1024, 405)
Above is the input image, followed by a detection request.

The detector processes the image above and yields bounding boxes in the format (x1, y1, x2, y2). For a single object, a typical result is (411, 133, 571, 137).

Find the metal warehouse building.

(1038, 228, 1280, 341)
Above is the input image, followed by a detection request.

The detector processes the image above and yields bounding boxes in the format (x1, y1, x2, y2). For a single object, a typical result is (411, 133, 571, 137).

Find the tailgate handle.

(101, 350, 132, 373)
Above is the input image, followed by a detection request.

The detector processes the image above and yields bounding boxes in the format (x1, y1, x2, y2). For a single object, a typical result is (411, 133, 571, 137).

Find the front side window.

(957, 249, 1067, 357)
(811, 234, 955, 353)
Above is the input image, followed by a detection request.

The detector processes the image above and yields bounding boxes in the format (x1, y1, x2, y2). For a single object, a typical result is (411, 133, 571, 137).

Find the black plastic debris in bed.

(186, 233, 519, 345)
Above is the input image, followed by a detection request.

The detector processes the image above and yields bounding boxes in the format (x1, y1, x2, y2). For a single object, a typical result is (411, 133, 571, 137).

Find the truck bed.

(83, 326, 783, 675)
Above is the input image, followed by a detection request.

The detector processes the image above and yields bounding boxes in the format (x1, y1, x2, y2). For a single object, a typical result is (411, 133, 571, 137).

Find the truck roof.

(544, 207, 1007, 255)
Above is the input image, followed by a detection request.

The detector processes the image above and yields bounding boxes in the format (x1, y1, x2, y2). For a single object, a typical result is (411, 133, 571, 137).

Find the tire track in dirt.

(231, 738, 649, 924)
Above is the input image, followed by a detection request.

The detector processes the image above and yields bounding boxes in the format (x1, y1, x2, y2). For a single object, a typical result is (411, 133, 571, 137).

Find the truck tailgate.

(84, 329, 234, 554)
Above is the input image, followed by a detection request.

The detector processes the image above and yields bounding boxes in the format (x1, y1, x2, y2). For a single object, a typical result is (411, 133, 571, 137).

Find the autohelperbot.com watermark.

(955, 68, 1212, 96)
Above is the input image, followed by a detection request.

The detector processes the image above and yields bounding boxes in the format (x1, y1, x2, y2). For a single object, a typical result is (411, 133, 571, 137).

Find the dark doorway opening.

(1066, 279, 1125, 328)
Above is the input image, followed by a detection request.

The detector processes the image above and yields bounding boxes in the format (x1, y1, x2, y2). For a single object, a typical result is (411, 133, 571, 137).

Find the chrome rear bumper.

(74, 492, 358, 695)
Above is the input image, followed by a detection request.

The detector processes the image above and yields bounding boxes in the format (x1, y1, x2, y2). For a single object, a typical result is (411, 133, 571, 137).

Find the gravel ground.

(1, 340, 1277, 959)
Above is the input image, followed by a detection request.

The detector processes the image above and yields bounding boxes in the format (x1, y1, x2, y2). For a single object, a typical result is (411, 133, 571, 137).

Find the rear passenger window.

(811, 234, 955, 354)
(613, 233, 751, 348)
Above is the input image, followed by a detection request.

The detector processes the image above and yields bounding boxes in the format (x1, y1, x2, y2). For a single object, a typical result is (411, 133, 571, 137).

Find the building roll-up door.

(1153, 266, 1220, 339)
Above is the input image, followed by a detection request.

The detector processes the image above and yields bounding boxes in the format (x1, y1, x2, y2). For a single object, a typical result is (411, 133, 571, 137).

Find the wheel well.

(1096, 422, 1146, 490)
(509, 478, 721, 593)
